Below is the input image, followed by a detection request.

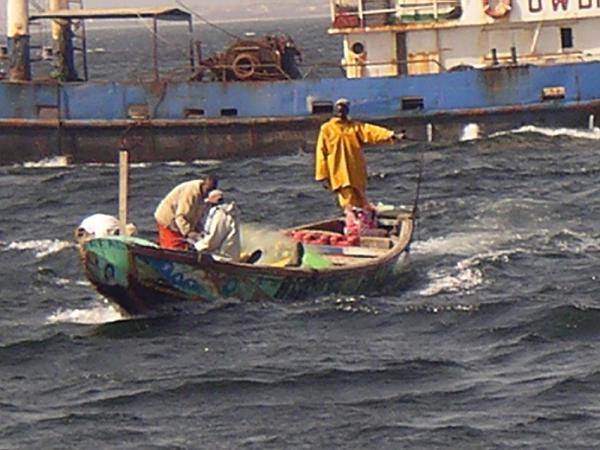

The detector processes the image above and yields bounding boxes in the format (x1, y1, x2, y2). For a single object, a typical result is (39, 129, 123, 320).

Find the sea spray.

(240, 223, 297, 265)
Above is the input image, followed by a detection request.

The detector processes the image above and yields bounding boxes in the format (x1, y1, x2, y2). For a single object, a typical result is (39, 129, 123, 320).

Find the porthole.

(351, 42, 365, 55)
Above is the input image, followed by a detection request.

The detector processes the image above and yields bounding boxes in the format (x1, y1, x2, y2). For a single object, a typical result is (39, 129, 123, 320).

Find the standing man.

(315, 98, 402, 210)
(154, 174, 218, 250)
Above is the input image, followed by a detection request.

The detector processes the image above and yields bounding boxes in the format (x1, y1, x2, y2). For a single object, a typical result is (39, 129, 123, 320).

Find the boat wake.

(46, 303, 125, 324)
(3, 239, 74, 258)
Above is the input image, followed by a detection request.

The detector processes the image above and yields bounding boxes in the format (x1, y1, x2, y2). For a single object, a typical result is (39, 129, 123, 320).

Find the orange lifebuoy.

(483, 0, 511, 18)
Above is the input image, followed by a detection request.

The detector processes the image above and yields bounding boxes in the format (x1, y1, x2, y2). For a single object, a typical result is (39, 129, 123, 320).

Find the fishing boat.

(3, 0, 600, 164)
(78, 208, 414, 316)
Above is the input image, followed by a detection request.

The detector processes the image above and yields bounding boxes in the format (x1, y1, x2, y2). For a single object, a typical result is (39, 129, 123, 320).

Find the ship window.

(560, 28, 573, 49)
(127, 104, 149, 120)
(542, 86, 565, 100)
(221, 108, 238, 116)
(310, 101, 333, 114)
(185, 108, 205, 118)
(351, 42, 365, 55)
(401, 97, 424, 110)
(37, 105, 58, 119)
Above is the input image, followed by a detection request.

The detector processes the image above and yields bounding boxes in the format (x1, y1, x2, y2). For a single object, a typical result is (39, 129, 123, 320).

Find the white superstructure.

(330, 0, 600, 77)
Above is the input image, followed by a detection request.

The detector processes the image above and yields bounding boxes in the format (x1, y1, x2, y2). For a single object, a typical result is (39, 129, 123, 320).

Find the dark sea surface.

(2, 17, 600, 450)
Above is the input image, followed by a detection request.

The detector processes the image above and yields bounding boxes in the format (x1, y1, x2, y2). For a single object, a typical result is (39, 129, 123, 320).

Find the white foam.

(419, 247, 524, 296)
(412, 231, 502, 257)
(460, 123, 480, 141)
(129, 162, 150, 169)
(5, 239, 74, 258)
(554, 228, 600, 253)
(403, 302, 480, 313)
(492, 125, 600, 140)
(21, 156, 72, 168)
(46, 303, 125, 325)
(420, 264, 483, 297)
(191, 159, 222, 166)
(85, 162, 117, 168)
(52, 277, 90, 287)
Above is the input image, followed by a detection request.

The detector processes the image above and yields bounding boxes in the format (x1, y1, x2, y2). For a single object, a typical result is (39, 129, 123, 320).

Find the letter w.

(552, 0, 569, 9)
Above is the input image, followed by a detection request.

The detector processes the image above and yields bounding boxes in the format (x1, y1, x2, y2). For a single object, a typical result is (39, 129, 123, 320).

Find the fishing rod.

(392, 130, 424, 219)
(409, 146, 425, 244)
(412, 149, 424, 219)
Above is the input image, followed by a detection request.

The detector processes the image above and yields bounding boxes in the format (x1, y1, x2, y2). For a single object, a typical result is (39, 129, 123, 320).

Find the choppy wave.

(20, 156, 72, 168)
(549, 228, 600, 254)
(493, 125, 600, 140)
(46, 304, 125, 325)
(460, 123, 481, 141)
(412, 231, 504, 257)
(3, 239, 74, 258)
(419, 247, 527, 296)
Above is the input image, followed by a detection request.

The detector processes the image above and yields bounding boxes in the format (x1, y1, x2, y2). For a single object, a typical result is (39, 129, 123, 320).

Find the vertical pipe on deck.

(188, 17, 194, 73)
(50, 0, 77, 81)
(152, 18, 159, 80)
(491, 48, 498, 66)
(329, 0, 336, 23)
(426, 123, 433, 142)
(358, 0, 364, 24)
(7, 0, 31, 81)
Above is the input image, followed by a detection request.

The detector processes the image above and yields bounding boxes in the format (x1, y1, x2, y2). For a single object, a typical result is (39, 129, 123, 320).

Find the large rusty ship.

(3, 0, 600, 163)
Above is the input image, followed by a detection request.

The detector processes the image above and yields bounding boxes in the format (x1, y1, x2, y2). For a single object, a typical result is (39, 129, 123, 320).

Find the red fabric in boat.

(157, 223, 187, 250)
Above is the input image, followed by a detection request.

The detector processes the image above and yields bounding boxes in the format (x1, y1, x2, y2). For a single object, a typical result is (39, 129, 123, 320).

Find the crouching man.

(193, 189, 263, 264)
(193, 189, 243, 262)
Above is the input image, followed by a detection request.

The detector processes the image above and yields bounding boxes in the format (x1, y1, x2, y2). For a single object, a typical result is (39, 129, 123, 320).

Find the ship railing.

(330, 0, 462, 27)
(482, 49, 591, 66)
(303, 56, 448, 78)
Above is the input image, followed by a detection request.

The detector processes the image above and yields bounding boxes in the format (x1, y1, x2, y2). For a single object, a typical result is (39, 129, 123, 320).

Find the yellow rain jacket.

(315, 117, 394, 192)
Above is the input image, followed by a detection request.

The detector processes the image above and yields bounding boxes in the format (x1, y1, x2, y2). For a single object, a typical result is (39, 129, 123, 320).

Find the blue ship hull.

(2, 60, 600, 163)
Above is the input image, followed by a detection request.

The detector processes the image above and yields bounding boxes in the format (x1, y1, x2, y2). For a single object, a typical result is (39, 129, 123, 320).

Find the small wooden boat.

(79, 208, 414, 316)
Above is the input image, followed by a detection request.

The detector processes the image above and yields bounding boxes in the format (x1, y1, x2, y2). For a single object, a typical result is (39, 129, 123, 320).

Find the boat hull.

(3, 61, 600, 163)
(81, 215, 414, 315)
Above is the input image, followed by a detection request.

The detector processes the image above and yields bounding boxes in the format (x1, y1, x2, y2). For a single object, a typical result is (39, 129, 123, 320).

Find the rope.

(135, 12, 191, 60)
(175, 0, 243, 40)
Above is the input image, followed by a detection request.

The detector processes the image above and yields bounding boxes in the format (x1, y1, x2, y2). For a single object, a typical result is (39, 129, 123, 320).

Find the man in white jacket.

(193, 189, 242, 262)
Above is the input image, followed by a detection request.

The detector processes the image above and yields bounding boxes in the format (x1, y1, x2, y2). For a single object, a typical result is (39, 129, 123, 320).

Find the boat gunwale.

(122, 214, 414, 277)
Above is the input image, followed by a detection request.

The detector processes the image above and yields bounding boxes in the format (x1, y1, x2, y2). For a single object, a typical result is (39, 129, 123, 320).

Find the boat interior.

(280, 208, 414, 267)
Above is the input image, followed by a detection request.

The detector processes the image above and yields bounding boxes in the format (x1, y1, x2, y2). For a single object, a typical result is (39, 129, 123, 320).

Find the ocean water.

(2, 17, 600, 450)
